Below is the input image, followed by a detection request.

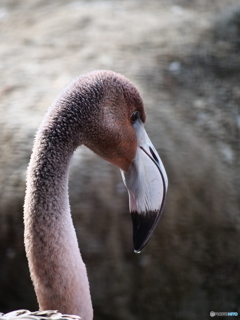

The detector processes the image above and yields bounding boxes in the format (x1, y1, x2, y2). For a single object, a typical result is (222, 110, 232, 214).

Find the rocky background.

(0, 0, 240, 319)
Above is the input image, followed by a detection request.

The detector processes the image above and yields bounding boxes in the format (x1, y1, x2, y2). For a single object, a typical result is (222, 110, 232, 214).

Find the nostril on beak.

(149, 146, 159, 164)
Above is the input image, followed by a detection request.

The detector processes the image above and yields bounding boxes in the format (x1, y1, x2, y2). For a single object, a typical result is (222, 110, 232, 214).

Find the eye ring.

(131, 111, 140, 124)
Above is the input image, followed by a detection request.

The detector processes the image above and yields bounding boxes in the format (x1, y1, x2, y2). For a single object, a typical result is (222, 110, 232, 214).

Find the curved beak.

(121, 119, 168, 253)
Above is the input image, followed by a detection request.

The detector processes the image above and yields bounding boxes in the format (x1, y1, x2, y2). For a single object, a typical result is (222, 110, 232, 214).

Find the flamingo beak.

(121, 119, 168, 253)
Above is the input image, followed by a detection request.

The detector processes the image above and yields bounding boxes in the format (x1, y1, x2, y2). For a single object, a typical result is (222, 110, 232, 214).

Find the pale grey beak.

(121, 119, 168, 253)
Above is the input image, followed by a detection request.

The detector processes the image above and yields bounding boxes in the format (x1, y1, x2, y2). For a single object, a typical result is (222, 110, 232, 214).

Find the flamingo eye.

(131, 111, 140, 124)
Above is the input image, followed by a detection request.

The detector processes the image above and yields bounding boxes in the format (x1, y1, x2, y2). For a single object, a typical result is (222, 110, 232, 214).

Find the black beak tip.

(131, 211, 159, 254)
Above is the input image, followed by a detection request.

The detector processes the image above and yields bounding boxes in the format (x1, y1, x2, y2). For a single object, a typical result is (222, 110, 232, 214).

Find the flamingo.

(2, 71, 168, 320)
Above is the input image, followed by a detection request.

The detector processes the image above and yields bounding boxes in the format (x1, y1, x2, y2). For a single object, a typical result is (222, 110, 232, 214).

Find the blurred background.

(0, 0, 240, 319)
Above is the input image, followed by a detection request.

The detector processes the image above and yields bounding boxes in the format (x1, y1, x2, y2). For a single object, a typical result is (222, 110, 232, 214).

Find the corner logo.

(210, 311, 238, 317)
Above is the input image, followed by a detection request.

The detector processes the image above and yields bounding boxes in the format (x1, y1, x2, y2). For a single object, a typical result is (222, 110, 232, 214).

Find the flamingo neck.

(24, 120, 93, 320)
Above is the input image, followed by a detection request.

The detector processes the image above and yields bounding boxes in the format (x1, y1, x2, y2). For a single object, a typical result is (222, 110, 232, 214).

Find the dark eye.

(131, 111, 140, 124)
